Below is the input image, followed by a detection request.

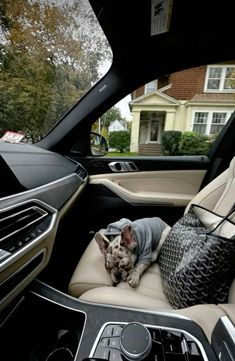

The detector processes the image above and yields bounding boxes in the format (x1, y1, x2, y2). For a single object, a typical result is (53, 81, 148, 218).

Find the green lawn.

(105, 151, 138, 157)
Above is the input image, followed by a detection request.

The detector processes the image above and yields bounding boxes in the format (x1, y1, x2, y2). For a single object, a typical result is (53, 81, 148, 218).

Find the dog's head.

(95, 225, 138, 283)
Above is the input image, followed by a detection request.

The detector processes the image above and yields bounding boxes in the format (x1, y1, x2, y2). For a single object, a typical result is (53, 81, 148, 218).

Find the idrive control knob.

(120, 322, 152, 360)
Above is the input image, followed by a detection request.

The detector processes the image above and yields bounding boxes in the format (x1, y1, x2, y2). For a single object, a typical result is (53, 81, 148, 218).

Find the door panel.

(89, 169, 206, 207)
(70, 154, 210, 231)
(75, 155, 210, 175)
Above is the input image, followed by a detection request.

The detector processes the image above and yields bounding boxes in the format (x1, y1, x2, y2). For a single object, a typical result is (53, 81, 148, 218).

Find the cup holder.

(45, 347, 74, 361)
(0, 292, 86, 361)
(31, 327, 78, 361)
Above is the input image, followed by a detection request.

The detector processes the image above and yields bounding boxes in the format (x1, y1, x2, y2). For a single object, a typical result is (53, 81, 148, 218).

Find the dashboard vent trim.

(76, 164, 88, 180)
(0, 206, 48, 243)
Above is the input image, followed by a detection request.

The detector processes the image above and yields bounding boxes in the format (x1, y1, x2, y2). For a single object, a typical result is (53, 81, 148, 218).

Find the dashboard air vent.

(76, 164, 88, 180)
(0, 205, 48, 243)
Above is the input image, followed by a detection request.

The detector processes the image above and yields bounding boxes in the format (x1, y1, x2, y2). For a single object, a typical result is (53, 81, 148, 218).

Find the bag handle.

(192, 204, 235, 235)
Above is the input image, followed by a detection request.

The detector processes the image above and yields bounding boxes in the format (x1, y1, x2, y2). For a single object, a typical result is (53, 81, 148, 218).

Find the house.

(108, 119, 127, 132)
(130, 63, 235, 154)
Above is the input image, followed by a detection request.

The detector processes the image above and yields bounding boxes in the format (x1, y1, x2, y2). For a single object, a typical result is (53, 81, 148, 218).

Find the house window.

(193, 111, 228, 135)
(144, 80, 157, 94)
(205, 65, 235, 92)
(193, 112, 208, 134)
(210, 112, 226, 134)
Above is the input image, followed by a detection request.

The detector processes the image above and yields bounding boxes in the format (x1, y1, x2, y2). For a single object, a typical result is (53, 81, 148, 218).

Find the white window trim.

(192, 110, 232, 135)
(204, 65, 235, 93)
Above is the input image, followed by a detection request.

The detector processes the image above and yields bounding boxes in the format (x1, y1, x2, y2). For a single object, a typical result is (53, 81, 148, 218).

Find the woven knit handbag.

(158, 204, 235, 309)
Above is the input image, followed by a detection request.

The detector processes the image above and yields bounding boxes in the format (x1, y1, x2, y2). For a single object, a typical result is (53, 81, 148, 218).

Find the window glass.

(206, 65, 235, 92)
(145, 80, 157, 94)
(210, 113, 226, 134)
(224, 67, 235, 90)
(193, 112, 208, 134)
(93, 63, 235, 157)
(207, 67, 222, 90)
(0, 0, 112, 143)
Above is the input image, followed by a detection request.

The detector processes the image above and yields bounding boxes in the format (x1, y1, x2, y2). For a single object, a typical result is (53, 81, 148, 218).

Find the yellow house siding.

(186, 104, 235, 132)
(130, 110, 140, 152)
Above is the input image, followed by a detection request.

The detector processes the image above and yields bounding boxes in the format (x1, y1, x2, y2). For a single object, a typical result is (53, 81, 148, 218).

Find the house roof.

(108, 119, 126, 128)
(185, 93, 235, 106)
(129, 90, 180, 109)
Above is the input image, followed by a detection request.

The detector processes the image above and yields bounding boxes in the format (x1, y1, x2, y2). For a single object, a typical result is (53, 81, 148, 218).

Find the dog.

(95, 217, 170, 287)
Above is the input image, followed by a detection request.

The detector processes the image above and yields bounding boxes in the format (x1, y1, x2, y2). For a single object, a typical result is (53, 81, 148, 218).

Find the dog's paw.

(127, 270, 140, 288)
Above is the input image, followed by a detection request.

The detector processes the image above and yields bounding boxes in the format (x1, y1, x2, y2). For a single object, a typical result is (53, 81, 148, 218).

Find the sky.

(116, 94, 132, 120)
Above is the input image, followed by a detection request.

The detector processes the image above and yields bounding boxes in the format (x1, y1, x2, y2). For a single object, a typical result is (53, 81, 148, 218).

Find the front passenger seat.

(68, 157, 235, 310)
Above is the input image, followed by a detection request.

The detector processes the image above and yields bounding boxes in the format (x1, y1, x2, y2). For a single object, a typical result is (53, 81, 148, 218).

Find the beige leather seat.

(68, 157, 235, 310)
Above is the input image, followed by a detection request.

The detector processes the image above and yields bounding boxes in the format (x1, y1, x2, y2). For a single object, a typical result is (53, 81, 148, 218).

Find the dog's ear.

(95, 232, 110, 254)
(121, 225, 137, 251)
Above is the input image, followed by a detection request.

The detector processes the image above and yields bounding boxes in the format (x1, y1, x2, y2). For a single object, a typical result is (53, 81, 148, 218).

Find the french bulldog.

(95, 217, 170, 287)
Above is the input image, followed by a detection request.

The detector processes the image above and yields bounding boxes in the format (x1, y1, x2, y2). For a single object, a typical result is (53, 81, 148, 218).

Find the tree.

(109, 130, 130, 152)
(0, 0, 111, 141)
(100, 107, 124, 128)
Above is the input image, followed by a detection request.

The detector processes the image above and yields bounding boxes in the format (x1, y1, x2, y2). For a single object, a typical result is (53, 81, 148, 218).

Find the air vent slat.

(0, 206, 48, 242)
(76, 164, 88, 180)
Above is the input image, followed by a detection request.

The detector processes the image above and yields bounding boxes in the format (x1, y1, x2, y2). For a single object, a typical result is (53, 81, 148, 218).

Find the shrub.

(161, 130, 182, 155)
(179, 131, 210, 155)
(109, 130, 131, 152)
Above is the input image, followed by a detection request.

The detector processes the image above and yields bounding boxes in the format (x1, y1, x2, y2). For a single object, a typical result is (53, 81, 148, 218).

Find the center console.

(90, 322, 206, 361)
(1, 280, 234, 361)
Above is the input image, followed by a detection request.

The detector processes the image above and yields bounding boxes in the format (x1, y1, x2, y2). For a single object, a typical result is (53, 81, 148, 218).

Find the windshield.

(0, 0, 112, 143)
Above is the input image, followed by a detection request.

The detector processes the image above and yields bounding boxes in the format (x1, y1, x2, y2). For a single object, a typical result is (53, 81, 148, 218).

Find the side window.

(93, 62, 235, 157)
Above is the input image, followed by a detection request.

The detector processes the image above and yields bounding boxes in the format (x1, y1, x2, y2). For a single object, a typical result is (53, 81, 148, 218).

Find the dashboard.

(0, 141, 88, 311)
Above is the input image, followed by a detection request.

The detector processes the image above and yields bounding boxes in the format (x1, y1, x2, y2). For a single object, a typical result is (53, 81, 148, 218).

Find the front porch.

(129, 90, 179, 154)
(138, 143, 163, 155)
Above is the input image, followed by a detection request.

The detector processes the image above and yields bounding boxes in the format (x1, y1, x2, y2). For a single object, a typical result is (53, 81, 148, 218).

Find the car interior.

(0, 1, 235, 360)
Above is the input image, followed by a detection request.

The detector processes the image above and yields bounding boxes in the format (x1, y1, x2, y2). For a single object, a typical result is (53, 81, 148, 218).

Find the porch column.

(164, 111, 176, 130)
(130, 110, 140, 152)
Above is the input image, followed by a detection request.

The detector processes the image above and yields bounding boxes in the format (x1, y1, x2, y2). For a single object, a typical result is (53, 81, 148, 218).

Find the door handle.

(108, 161, 138, 172)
